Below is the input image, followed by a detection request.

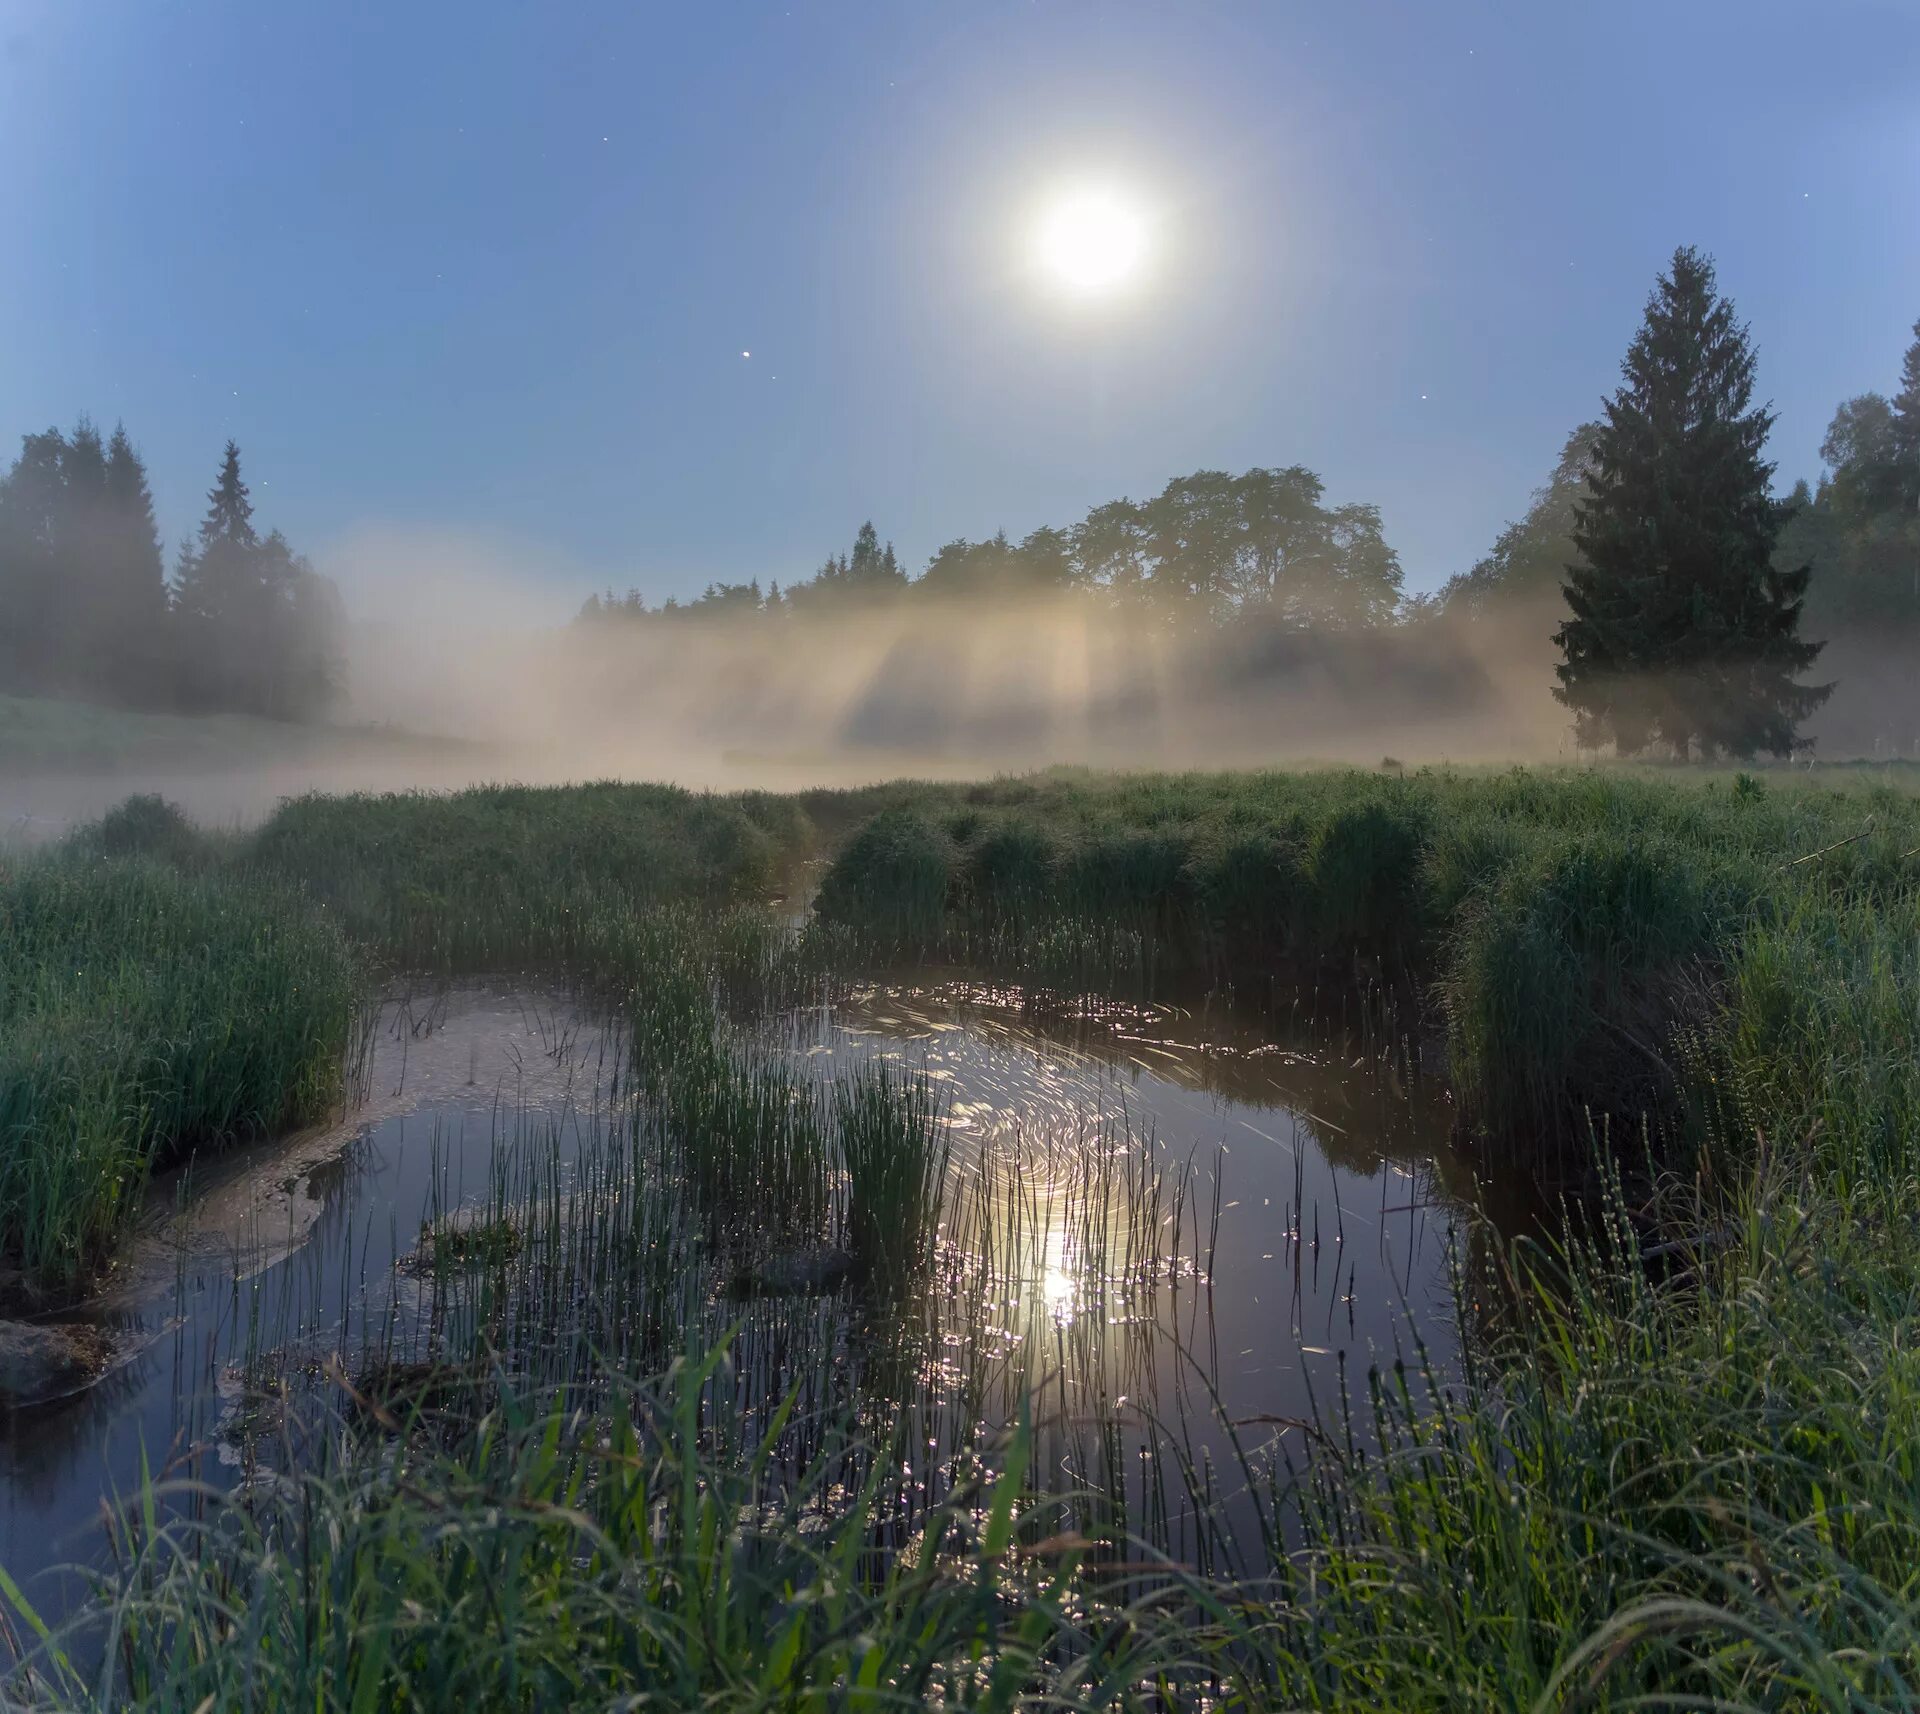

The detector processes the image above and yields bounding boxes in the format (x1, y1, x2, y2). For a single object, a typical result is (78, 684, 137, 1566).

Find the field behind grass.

(6, 764, 1920, 1707)
(0, 693, 489, 777)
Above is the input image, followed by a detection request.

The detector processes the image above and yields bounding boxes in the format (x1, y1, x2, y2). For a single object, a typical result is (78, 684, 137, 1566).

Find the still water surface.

(0, 975, 1473, 1616)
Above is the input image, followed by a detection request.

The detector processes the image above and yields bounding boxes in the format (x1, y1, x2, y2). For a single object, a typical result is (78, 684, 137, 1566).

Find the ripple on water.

(0, 975, 1474, 1620)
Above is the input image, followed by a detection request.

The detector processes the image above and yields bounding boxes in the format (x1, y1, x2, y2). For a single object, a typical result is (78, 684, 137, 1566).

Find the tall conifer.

(1556, 247, 1828, 757)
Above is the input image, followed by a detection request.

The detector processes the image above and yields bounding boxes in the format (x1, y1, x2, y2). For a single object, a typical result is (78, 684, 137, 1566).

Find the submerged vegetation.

(5, 763, 1920, 1705)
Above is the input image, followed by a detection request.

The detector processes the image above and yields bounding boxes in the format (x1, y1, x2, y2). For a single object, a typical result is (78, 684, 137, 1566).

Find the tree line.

(0, 427, 340, 720)
(580, 470, 1404, 630)
(1421, 247, 1843, 759)
(3, 251, 1910, 760)
(1433, 316, 1920, 660)
(585, 246, 1915, 762)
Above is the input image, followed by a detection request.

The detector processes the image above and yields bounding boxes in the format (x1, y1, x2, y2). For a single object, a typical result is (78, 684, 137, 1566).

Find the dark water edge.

(0, 972, 1480, 1629)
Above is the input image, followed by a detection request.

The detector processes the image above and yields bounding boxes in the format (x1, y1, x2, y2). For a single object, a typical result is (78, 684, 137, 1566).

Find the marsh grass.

(32, 1162, 1920, 1709)
(24, 1349, 1217, 1712)
(0, 781, 819, 1286)
(810, 805, 954, 951)
(246, 780, 808, 971)
(0, 854, 361, 1284)
(835, 1066, 949, 1283)
(12, 767, 1920, 1705)
(809, 766, 1920, 1163)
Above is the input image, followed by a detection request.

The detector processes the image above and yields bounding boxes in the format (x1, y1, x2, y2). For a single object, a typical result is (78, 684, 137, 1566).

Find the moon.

(1032, 185, 1149, 298)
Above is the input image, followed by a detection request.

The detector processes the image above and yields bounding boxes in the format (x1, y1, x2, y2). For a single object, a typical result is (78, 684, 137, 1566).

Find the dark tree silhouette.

(576, 466, 1400, 631)
(1889, 320, 1920, 513)
(845, 521, 906, 590)
(0, 419, 169, 703)
(0, 429, 67, 690)
(1794, 320, 1920, 625)
(1555, 247, 1828, 758)
(166, 440, 340, 718)
(100, 424, 169, 698)
(1766, 320, 1920, 754)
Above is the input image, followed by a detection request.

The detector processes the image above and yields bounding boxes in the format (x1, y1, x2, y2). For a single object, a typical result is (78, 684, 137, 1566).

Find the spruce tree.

(172, 440, 271, 710)
(59, 418, 108, 504)
(174, 439, 258, 621)
(848, 520, 883, 582)
(49, 420, 110, 682)
(1555, 247, 1829, 758)
(103, 425, 164, 600)
(199, 438, 256, 548)
(0, 430, 66, 690)
(102, 424, 169, 697)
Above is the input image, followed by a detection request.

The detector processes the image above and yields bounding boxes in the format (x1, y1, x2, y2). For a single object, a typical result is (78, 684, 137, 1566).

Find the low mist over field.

(332, 533, 1571, 779)
(10, 365, 1920, 839)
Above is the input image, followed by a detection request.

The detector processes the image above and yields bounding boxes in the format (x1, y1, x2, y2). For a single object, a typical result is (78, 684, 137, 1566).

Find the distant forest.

(0, 427, 340, 720)
(580, 468, 1404, 630)
(575, 310, 1920, 759)
(3, 297, 1914, 756)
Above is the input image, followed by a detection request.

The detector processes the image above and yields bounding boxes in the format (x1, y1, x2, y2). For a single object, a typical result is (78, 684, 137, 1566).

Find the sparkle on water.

(0, 975, 1476, 1626)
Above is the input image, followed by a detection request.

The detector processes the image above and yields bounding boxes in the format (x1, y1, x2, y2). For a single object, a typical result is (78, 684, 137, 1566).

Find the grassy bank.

(248, 780, 809, 967)
(6, 766, 1920, 1706)
(0, 782, 813, 1290)
(805, 767, 1920, 1159)
(0, 842, 360, 1285)
(43, 1199, 1920, 1709)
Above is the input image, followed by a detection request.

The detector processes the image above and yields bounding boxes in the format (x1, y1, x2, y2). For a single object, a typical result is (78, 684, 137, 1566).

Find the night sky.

(4, 0, 1916, 608)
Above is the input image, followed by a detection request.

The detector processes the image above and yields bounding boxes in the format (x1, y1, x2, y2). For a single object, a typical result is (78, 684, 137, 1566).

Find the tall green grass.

(0, 854, 360, 1284)
(27, 1179, 1920, 1708)
(0, 781, 820, 1286)
(26, 1352, 1209, 1711)
(247, 780, 807, 970)
(836, 1065, 949, 1283)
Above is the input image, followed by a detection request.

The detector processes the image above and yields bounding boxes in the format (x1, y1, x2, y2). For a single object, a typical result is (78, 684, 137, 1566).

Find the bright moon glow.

(1033, 186, 1148, 297)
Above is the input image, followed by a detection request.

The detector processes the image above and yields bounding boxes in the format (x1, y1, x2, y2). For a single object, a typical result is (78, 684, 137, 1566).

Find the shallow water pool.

(0, 973, 1474, 1619)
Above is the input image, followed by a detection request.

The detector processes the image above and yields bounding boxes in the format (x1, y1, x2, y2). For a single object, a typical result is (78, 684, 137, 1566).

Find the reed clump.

(0, 853, 360, 1284)
(835, 1065, 949, 1284)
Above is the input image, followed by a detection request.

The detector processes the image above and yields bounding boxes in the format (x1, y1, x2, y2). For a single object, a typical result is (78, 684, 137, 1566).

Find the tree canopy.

(578, 467, 1403, 629)
(1434, 424, 1602, 623)
(1555, 247, 1828, 759)
(0, 427, 342, 719)
(1776, 320, 1920, 638)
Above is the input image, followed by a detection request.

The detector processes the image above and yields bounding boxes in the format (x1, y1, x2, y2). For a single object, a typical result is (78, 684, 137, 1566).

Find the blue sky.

(3, 0, 1917, 609)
